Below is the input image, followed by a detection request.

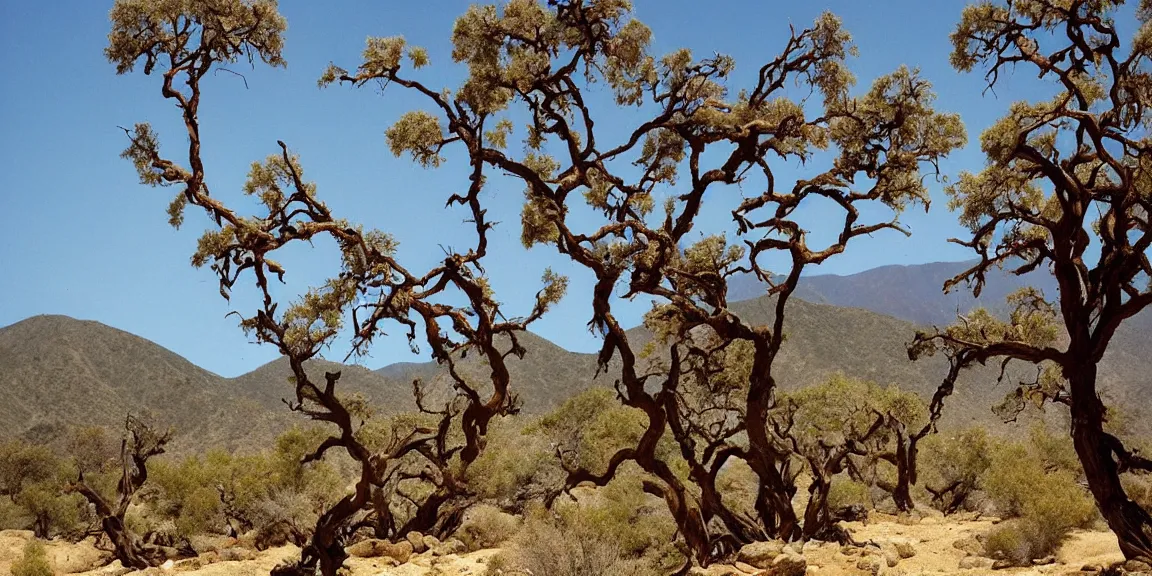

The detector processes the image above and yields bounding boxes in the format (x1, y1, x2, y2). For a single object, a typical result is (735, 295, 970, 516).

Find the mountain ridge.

(4, 259, 1149, 451)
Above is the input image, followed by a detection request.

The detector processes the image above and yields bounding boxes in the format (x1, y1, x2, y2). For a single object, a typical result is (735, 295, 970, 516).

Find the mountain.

(727, 260, 1064, 327)
(3, 260, 1150, 451)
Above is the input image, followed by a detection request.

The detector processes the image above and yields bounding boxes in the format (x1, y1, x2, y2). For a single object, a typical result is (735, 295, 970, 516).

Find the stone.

(422, 535, 442, 552)
(991, 559, 1016, 570)
(951, 536, 984, 557)
(345, 539, 413, 563)
(883, 548, 901, 567)
(218, 547, 257, 562)
(1124, 560, 1152, 573)
(1081, 564, 1104, 573)
(406, 531, 426, 553)
(894, 541, 916, 559)
(734, 561, 760, 573)
(1031, 555, 1056, 566)
(434, 538, 466, 556)
(737, 540, 786, 568)
(856, 555, 883, 576)
(766, 553, 807, 576)
(958, 556, 994, 569)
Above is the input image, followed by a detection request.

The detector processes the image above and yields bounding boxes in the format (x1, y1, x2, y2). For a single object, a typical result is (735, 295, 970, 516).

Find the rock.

(918, 515, 940, 525)
(218, 547, 257, 562)
(951, 536, 984, 557)
(1124, 560, 1152, 573)
(783, 542, 803, 556)
(958, 556, 994, 569)
(856, 555, 883, 576)
(422, 535, 442, 552)
(883, 548, 901, 567)
(1031, 555, 1056, 566)
(1081, 563, 1104, 573)
(406, 531, 426, 553)
(767, 553, 807, 576)
(734, 561, 760, 573)
(894, 541, 916, 559)
(345, 539, 413, 563)
(434, 538, 466, 556)
(737, 540, 786, 568)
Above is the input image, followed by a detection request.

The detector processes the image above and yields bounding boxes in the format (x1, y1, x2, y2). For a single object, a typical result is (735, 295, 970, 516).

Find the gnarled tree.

(913, 0, 1152, 562)
(69, 415, 185, 569)
(106, 1, 565, 575)
(324, 0, 964, 565)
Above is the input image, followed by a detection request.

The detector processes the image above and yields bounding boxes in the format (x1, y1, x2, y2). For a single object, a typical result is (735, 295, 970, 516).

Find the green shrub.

(981, 438, 1097, 564)
(12, 540, 53, 576)
(984, 519, 1033, 566)
(918, 428, 993, 513)
(828, 476, 871, 511)
(507, 505, 661, 576)
(457, 504, 521, 551)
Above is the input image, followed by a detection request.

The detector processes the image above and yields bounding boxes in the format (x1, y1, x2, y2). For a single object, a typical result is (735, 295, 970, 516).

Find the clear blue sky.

(0, 0, 1097, 377)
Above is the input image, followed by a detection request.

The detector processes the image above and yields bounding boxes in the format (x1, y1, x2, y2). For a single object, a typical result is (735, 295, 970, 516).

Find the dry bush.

(457, 504, 521, 552)
(828, 476, 872, 511)
(507, 508, 662, 576)
(981, 437, 1097, 564)
(11, 540, 53, 576)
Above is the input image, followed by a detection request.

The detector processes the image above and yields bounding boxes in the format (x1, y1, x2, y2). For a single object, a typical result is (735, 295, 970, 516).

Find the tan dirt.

(0, 519, 1126, 576)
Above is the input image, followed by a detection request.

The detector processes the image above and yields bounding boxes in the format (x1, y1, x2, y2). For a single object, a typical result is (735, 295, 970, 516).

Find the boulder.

(951, 536, 984, 557)
(345, 539, 413, 563)
(406, 531, 426, 553)
(856, 555, 882, 576)
(958, 556, 994, 569)
(737, 540, 786, 568)
(1124, 560, 1152, 573)
(883, 548, 901, 567)
(433, 538, 466, 556)
(767, 552, 807, 576)
(893, 541, 916, 559)
(421, 535, 442, 552)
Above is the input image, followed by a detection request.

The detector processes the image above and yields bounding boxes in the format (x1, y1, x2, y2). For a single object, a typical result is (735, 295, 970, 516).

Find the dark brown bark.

(1069, 364, 1152, 563)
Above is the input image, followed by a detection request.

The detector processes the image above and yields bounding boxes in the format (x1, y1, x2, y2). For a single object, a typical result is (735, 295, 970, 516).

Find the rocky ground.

(0, 513, 1139, 576)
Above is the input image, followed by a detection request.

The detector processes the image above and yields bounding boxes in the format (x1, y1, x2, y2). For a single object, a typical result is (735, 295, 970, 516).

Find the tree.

(106, 1, 565, 574)
(911, 0, 1152, 561)
(69, 415, 185, 569)
(324, 0, 963, 564)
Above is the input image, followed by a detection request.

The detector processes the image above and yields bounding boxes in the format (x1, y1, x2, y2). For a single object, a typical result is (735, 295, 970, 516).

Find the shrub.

(981, 438, 1097, 564)
(918, 428, 994, 513)
(457, 504, 521, 551)
(508, 508, 661, 576)
(828, 476, 872, 511)
(12, 540, 53, 576)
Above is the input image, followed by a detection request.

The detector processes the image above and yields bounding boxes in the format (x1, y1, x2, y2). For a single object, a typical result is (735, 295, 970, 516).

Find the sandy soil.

(0, 517, 1127, 576)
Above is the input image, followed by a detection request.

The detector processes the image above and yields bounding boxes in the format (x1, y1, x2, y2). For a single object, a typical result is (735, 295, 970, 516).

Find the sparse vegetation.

(4, 1, 1152, 575)
(11, 540, 53, 576)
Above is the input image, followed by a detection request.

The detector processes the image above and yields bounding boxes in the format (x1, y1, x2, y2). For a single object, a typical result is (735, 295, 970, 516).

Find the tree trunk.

(892, 434, 917, 512)
(1069, 364, 1152, 563)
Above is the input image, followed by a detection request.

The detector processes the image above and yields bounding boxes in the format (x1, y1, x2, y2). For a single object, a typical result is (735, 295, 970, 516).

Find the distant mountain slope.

(4, 259, 1150, 451)
(727, 260, 1061, 327)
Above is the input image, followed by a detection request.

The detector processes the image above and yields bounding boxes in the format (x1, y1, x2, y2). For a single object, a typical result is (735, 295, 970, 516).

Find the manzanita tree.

(321, 0, 964, 565)
(106, 1, 565, 574)
(912, 0, 1152, 562)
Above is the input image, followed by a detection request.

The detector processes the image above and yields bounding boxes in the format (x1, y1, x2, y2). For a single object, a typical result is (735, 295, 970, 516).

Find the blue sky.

(0, 0, 1087, 377)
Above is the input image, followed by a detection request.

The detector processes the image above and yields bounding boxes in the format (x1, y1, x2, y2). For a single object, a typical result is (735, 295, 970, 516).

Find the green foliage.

(828, 477, 872, 511)
(465, 419, 556, 503)
(456, 504, 521, 552)
(978, 425, 1096, 564)
(507, 498, 664, 576)
(918, 427, 994, 513)
(0, 439, 85, 536)
(11, 539, 53, 576)
(552, 470, 682, 571)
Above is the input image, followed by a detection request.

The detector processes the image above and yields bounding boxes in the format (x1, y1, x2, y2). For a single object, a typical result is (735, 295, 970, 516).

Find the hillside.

(3, 260, 1150, 451)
